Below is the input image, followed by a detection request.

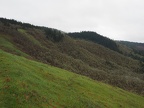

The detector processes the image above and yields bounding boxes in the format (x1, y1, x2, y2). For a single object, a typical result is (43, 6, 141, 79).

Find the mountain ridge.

(68, 31, 120, 52)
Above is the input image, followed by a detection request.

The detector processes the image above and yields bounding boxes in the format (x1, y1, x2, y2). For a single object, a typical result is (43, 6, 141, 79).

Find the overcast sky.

(0, 0, 144, 42)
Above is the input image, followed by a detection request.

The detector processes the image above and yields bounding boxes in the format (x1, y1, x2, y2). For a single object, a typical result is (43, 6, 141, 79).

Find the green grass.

(0, 49, 144, 108)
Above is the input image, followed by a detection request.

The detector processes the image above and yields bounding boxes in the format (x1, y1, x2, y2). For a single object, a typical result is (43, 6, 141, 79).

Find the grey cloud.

(0, 0, 144, 42)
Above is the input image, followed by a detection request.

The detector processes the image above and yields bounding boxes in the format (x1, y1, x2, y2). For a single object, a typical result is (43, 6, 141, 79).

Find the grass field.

(0, 49, 144, 108)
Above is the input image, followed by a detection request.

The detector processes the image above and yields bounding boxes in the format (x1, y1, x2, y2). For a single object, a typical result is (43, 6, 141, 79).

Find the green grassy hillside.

(0, 49, 144, 108)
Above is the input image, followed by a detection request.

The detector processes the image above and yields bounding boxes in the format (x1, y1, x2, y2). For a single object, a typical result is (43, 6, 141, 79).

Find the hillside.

(119, 41, 144, 51)
(68, 31, 119, 52)
(114, 41, 144, 67)
(68, 32, 144, 61)
(0, 49, 144, 108)
(0, 18, 144, 96)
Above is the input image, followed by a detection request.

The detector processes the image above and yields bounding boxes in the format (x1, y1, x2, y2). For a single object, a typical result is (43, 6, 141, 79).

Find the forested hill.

(119, 41, 144, 52)
(68, 31, 119, 52)
(0, 18, 64, 42)
(118, 41, 144, 62)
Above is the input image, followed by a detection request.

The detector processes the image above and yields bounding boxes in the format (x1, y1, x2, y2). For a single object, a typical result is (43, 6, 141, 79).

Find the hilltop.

(68, 31, 119, 52)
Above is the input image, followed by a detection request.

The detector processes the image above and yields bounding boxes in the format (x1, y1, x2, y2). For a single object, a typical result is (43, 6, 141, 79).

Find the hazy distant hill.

(0, 18, 144, 97)
(119, 41, 144, 52)
(118, 41, 144, 62)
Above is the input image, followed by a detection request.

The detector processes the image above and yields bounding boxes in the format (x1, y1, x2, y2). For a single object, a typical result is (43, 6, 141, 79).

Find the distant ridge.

(68, 31, 119, 52)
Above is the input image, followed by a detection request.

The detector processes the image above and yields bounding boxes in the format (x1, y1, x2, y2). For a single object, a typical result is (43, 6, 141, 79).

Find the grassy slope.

(0, 49, 144, 108)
